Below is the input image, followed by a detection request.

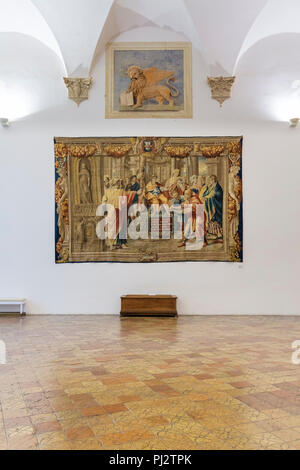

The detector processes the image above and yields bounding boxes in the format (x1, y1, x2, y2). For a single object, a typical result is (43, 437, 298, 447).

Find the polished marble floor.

(0, 314, 300, 450)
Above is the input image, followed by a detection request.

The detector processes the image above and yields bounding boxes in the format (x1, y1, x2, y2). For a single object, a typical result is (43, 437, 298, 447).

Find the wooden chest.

(120, 295, 177, 317)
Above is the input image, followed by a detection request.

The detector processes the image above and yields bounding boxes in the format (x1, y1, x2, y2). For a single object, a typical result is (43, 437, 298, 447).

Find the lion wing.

(143, 67, 175, 86)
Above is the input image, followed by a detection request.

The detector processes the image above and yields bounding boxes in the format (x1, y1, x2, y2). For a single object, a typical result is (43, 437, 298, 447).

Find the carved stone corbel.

(207, 76, 235, 107)
(63, 77, 93, 106)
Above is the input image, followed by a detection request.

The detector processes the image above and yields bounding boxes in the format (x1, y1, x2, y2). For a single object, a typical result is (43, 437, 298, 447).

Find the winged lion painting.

(105, 42, 192, 118)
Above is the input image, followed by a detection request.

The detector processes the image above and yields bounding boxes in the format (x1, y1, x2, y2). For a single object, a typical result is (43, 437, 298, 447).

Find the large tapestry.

(54, 136, 243, 263)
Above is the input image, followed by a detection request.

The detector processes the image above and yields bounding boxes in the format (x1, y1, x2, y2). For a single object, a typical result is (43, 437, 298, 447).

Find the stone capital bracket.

(207, 76, 235, 107)
(63, 77, 93, 106)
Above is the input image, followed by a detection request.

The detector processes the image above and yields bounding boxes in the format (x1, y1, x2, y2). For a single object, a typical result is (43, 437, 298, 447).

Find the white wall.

(0, 27, 299, 315)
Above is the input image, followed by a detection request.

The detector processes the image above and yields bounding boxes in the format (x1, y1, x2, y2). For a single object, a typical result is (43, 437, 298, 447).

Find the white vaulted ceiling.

(0, 0, 64, 65)
(185, 0, 269, 74)
(31, 0, 115, 75)
(1, 0, 300, 121)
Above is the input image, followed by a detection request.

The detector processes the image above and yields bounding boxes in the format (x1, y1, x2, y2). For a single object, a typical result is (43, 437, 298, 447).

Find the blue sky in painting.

(113, 49, 184, 110)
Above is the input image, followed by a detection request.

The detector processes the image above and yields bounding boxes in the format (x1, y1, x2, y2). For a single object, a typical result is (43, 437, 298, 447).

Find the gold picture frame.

(105, 42, 193, 119)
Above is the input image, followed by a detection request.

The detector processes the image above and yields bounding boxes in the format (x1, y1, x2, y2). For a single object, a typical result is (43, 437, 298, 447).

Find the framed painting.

(105, 42, 193, 119)
(54, 136, 243, 263)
